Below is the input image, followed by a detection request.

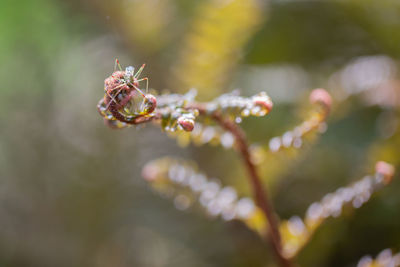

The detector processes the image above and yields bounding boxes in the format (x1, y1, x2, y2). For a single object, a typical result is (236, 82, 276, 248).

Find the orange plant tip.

(375, 161, 395, 184)
(253, 95, 273, 113)
(309, 88, 332, 110)
(143, 94, 157, 114)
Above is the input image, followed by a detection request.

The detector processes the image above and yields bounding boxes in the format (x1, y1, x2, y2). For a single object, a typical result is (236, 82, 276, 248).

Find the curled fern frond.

(97, 66, 274, 137)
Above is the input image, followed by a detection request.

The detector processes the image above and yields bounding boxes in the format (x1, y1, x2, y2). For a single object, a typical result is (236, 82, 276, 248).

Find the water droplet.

(241, 109, 250, 117)
(376, 249, 393, 266)
(236, 198, 255, 219)
(352, 196, 364, 208)
(357, 256, 373, 267)
(207, 199, 222, 216)
(250, 106, 261, 116)
(235, 117, 242, 124)
(306, 202, 323, 222)
(221, 132, 234, 148)
(282, 132, 293, 147)
(169, 165, 186, 183)
(189, 174, 206, 192)
(393, 253, 400, 265)
(217, 187, 237, 206)
(288, 216, 306, 236)
(221, 204, 236, 221)
(200, 181, 220, 203)
(269, 137, 281, 152)
(293, 137, 302, 148)
(201, 126, 215, 143)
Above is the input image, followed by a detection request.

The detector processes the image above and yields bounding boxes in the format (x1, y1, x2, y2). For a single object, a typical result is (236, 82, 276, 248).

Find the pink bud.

(253, 95, 273, 113)
(178, 117, 195, 132)
(375, 161, 395, 184)
(141, 163, 159, 182)
(309, 89, 332, 110)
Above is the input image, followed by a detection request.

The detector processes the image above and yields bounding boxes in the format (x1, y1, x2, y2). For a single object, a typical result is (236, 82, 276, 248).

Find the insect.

(104, 59, 149, 111)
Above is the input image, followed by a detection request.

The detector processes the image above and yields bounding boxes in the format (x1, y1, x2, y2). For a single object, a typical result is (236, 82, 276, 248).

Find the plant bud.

(143, 94, 157, 114)
(178, 117, 195, 132)
(253, 94, 273, 114)
(309, 88, 332, 110)
(375, 161, 395, 184)
(142, 163, 159, 182)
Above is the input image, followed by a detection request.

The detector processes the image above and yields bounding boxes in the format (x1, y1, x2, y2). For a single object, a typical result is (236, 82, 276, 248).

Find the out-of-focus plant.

(280, 161, 395, 259)
(96, 62, 396, 266)
(357, 248, 400, 267)
(170, 0, 264, 99)
(89, 0, 176, 54)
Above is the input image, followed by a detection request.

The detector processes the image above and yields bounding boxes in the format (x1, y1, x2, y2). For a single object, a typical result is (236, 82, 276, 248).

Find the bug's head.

(124, 66, 135, 83)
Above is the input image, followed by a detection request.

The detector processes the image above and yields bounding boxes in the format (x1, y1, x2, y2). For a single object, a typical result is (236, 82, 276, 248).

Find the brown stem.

(189, 104, 292, 267)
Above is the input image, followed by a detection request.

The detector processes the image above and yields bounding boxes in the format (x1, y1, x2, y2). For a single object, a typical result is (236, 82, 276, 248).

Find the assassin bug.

(101, 59, 157, 122)
(104, 59, 149, 110)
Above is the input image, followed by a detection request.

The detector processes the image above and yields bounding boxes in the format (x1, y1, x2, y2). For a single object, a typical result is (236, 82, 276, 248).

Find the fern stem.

(189, 103, 292, 267)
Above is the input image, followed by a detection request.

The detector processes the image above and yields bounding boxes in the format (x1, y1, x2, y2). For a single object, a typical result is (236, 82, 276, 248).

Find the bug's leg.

(105, 84, 127, 110)
(132, 84, 146, 97)
(136, 77, 149, 94)
(104, 83, 125, 102)
(134, 64, 146, 79)
(103, 87, 113, 103)
(130, 83, 147, 110)
(105, 90, 123, 110)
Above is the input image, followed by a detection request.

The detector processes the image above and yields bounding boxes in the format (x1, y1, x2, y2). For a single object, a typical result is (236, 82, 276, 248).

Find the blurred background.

(0, 0, 399, 266)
